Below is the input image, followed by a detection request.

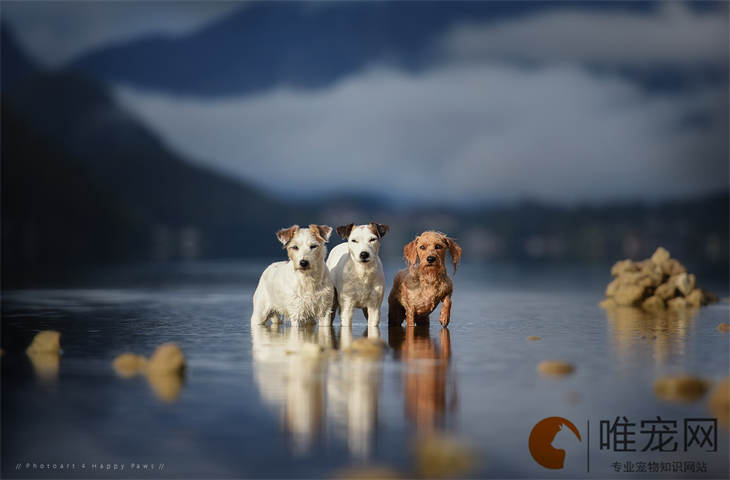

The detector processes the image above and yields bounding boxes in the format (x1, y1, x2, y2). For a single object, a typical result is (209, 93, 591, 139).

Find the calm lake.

(2, 261, 728, 478)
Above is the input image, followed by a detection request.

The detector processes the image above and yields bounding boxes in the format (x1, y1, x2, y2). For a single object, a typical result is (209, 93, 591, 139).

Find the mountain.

(2, 103, 149, 283)
(66, 1, 658, 97)
(1, 22, 38, 90)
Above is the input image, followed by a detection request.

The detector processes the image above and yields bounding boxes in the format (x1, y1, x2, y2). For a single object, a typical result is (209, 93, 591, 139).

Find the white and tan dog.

(326, 222, 389, 326)
(251, 224, 335, 326)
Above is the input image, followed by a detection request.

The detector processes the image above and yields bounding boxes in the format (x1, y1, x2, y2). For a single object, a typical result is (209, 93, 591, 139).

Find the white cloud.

(438, 2, 728, 66)
(114, 63, 727, 205)
(1, 1, 246, 67)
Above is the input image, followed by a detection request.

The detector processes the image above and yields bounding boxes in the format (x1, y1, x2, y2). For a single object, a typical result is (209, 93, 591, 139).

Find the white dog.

(326, 222, 389, 326)
(251, 224, 335, 326)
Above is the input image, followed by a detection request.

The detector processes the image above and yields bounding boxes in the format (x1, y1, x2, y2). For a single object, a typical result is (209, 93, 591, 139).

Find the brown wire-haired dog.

(388, 231, 462, 327)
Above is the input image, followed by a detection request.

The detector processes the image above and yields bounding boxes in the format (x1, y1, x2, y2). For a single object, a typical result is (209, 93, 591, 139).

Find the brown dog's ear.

(444, 237, 463, 273)
(403, 239, 418, 268)
(309, 224, 333, 243)
(370, 222, 390, 238)
(276, 225, 299, 246)
(336, 223, 355, 240)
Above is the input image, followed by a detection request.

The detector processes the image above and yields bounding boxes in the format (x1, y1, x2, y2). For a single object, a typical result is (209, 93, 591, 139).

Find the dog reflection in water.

(251, 323, 382, 457)
(389, 325, 456, 433)
(328, 325, 382, 459)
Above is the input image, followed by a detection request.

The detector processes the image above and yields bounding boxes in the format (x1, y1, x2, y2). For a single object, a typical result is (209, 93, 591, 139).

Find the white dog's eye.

(290, 245, 299, 251)
(351, 239, 358, 243)
(369, 238, 377, 242)
(310, 244, 318, 249)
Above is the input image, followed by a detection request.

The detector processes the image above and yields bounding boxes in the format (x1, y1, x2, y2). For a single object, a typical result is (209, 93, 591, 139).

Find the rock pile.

(600, 247, 717, 312)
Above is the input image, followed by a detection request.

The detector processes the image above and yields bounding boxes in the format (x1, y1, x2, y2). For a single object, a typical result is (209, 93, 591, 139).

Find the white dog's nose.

(359, 251, 370, 260)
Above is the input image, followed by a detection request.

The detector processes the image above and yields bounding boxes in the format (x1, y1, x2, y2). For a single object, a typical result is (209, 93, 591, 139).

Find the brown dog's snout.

(426, 255, 436, 264)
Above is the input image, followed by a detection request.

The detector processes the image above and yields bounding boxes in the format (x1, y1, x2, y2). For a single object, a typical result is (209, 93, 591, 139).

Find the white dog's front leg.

(366, 305, 381, 327)
(340, 302, 355, 326)
(250, 302, 268, 326)
(318, 313, 333, 326)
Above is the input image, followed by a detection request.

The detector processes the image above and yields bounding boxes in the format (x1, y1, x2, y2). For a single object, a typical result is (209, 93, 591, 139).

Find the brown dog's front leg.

(439, 295, 452, 327)
(405, 307, 416, 327)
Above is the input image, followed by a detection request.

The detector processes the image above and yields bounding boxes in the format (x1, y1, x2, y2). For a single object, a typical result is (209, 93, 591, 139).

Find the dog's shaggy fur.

(251, 224, 335, 326)
(388, 231, 462, 327)
(326, 222, 389, 326)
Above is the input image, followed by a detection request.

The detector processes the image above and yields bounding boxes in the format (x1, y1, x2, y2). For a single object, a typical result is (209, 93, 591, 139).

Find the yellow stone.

(667, 297, 689, 310)
(614, 285, 646, 306)
(414, 433, 477, 478)
(641, 295, 665, 312)
(113, 353, 148, 378)
(538, 360, 574, 377)
(147, 343, 186, 375)
(650, 247, 671, 265)
(717, 323, 730, 332)
(344, 337, 388, 359)
(527, 336, 542, 341)
(708, 378, 730, 428)
(654, 375, 709, 403)
(26, 330, 61, 354)
(599, 298, 618, 309)
(611, 259, 638, 277)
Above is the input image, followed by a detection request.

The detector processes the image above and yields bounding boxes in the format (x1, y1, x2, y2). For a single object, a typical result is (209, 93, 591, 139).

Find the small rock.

(113, 353, 148, 378)
(660, 258, 686, 276)
(527, 336, 542, 341)
(414, 433, 477, 478)
(538, 361, 574, 377)
(614, 284, 646, 306)
(667, 297, 689, 310)
(707, 378, 730, 428)
(685, 289, 703, 307)
(147, 371, 184, 403)
(147, 343, 185, 376)
(671, 273, 695, 297)
(641, 295, 665, 312)
(599, 298, 617, 309)
(605, 278, 622, 297)
(640, 262, 664, 283)
(611, 259, 638, 277)
(703, 291, 719, 305)
(650, 247, 671, 265)
(654, 375, 710, 403)
(27, 352, 60, 380)
(654, 282, 677, 301)
(26, 330, 61, 354)
(717, 323, 730, 332)
(344, 337, 388, 359)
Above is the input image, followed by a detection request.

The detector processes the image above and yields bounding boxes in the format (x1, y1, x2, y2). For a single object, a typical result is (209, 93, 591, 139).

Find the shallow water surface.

(2, 262, 728, 478)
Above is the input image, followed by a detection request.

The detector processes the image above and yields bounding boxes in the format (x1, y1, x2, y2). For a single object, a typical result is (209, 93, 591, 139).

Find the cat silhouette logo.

(529, 417, 582, 469)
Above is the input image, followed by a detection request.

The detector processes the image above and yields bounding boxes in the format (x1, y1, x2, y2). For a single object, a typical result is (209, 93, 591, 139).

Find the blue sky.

(2, 1, 728, 205)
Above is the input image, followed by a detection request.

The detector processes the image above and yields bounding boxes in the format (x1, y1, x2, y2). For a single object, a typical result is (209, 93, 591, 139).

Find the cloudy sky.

(3, 1, 728, 205)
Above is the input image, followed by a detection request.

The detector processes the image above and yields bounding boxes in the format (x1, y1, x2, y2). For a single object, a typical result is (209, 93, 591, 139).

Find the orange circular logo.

(529, 417, 582, 469)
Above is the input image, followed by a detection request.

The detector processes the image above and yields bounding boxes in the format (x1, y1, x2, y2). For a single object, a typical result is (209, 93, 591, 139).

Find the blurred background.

(2, 0, 728, 287)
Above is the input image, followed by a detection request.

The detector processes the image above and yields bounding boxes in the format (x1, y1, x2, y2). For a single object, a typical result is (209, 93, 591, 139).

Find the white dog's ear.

(309, 224, 333, 243)
(276, 225, 299, 246)
(336, 223, 354, 240)
(370, 222, 389, 238)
